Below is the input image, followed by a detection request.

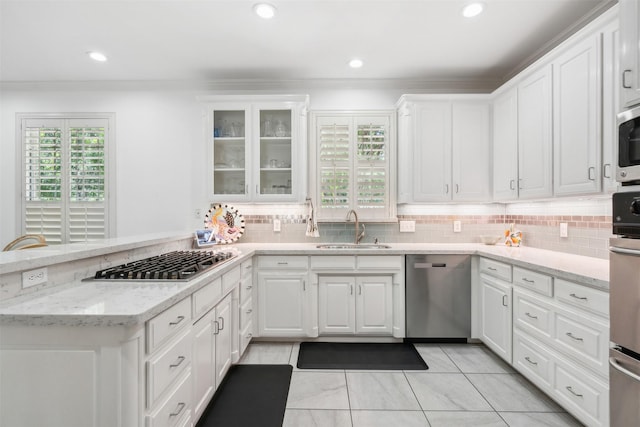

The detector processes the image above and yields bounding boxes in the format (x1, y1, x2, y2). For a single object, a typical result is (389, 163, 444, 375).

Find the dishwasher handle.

(413, 262, 447, 268)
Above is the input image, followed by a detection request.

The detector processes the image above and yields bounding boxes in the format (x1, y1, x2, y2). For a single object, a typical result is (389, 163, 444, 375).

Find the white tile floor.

(238, 342, 584, 427)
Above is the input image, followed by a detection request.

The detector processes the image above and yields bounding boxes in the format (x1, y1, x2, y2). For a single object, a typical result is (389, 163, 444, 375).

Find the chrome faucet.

(346, 209, 366, 244)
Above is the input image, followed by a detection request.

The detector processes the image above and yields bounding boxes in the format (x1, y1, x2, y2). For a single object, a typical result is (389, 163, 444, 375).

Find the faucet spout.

(346, 209, 365, 244)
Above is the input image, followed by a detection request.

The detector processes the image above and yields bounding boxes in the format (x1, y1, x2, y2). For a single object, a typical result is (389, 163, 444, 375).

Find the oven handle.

(609, 246, 640, 257)
(610, 357, 640, 383)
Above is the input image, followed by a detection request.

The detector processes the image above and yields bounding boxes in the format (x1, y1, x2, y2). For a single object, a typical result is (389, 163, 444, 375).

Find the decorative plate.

(204, 203, 245, 244)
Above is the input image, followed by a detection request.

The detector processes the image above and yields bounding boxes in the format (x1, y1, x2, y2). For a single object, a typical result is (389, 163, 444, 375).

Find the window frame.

(310, 110, 397, 222)
(16, 112, 116, 244)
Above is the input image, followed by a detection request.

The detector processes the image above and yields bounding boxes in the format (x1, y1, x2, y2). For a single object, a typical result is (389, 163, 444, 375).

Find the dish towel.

(305, 198, 320, 237)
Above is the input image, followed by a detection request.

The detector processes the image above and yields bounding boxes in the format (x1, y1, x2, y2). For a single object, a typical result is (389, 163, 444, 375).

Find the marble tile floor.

(238, 342, 584, 427)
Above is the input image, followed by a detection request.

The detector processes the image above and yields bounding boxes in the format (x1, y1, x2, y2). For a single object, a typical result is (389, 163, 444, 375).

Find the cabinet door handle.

(256, 184, 259, 194)
(246, 184, 249, 194)
(169, 356, 186, 368)
(218, 316, 225, 331)
(455, 183, 460, 193)
(169, 402, 186, 417)
(525, 356, 538, 366)
(565, 332, 583, 341)
(569, 293, 588, 301)
(623, 70, 633, 89)
(359, 285, 362, 295)
(445, 184, 449, 194)
(588, 166, 596, 181)
(603, 163, 612, 179)
(518, 178, 523, 190)
(502, 295, 508, 307)
(350, 285, 353, 295)
(566, 386, 583, 398)
(510, 180, 516, 190)
(246, 285, 253, 290)
(169, 316, 185, 326)
(214, 320, 220, 335)
(246, 308, 252, 314)
(525, 312, 538, 320)
(303, 280, 306, 291)
(247, 333, 253, 339)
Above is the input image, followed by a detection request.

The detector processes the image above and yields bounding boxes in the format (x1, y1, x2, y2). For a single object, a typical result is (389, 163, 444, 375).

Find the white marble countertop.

(0, 239, 609, 327)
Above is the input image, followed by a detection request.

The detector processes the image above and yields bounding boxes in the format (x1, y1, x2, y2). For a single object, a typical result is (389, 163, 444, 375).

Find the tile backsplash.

(228, 197, 613, 259)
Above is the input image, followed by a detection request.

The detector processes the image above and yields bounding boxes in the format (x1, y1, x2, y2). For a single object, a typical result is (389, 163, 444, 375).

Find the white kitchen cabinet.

(318, 275, 393, 335)
(620, 0, 640, 108)
(479, 273, 513, 363)
(602, 20, 621, 192)
(396, 96, 491, 203)
(214, 292, 233, 386)
(202, 95, 309, 203)
(517, 64, 553, 199)
(492, 87, 519, 201)
(553, 35, 601, 195)
(256, 256, 316, 337)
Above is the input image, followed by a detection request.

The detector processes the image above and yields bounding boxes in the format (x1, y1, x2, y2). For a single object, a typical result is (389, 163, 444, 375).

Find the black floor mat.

(196, 364, 292, 427)
(296, 342, 428, 370)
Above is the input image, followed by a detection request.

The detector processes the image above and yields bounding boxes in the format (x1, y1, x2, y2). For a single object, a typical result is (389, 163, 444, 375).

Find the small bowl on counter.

(478, 235, 501, 245)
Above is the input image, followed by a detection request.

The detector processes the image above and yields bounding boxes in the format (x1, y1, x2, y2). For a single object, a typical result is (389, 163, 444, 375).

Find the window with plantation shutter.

(312, 112, 396, 221)
(20, 115, 114, 244)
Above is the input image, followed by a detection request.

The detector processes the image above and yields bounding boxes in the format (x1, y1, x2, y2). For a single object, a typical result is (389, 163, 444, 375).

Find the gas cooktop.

(91, 250, 236, 282)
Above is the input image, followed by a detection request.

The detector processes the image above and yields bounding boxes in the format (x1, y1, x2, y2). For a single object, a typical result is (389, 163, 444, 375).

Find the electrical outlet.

(399, 220, 415, 232)
(560, 222, 568, 238)
(273, 219, 281, 232)
(453, 220, 462, 233)
(22, 267, 48, 289)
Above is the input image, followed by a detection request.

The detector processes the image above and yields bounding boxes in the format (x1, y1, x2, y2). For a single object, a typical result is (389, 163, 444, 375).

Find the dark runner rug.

(296, 342, 428, 370)
(196, 364, 292, 427)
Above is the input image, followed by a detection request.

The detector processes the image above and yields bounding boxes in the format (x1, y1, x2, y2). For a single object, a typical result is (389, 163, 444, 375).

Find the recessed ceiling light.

(253, 3, 276, 19)
(462, 2, 485, 18)
(349, 58, 364, 69)
(88, 51, 107, 62)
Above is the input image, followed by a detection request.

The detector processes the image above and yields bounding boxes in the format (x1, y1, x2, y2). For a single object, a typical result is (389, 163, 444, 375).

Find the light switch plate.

(560, 222, 568, 237)
(399, 220, 415, 232)
(22, 267, 48, 288)
(273, 219, 281, 232)
(453, 220, 462, 233)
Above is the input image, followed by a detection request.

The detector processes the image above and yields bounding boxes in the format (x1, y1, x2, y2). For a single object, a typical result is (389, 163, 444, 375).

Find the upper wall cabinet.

(552, 35, 601, 196)
(620, 0, 640, 108)
(492, 88, 519, 201)
(200, 95, 309, 203)
(396, 96, 491, 203)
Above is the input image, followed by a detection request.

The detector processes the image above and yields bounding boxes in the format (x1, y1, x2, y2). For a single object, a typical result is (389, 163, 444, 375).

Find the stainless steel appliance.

(610, 191, 640, 426)
(617, 105, 640, 183)
(405, 254, 471, 341)
(90, 250, 236, 281)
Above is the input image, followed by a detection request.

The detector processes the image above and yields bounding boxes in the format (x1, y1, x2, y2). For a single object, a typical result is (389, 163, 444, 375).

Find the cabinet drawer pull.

(169, 402, 186, 417)
(502, 295, 508, 307)
(246, 308, 252, 314)
(524, 356, 538, 366)
(247, 333, 253, 339)
(487, 266, 497, 271)
(169, 356, 186, 368)
(246, 285, 253, 290)
(218, 316, 225, 331)
(521, 278, 535, 283)
(245, 265, 252, 270)
(623, 70, 633, 89)
(169, 316, 185, 326)
(566, 386, 583, 398)
(569, 293, 587, 301)
(277, 262, 288, 265)
(565, 332, 583, 341)
(525, 312, 538, 320)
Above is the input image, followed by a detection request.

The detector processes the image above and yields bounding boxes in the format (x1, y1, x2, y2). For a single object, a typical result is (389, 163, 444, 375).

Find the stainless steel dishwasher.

(405, 254, 471, 342)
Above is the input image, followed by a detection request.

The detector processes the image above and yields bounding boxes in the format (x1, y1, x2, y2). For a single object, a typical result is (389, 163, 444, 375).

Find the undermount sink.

(316, 243, 391, 249)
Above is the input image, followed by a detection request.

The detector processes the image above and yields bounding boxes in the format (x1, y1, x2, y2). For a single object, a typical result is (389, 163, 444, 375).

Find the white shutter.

(21, 117, 110, 244)
(317, 118, 352, 219)
(355, 119, 388, 216)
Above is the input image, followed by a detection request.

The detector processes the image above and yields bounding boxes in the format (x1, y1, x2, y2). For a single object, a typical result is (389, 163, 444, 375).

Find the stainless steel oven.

(617, 105, 640, 183)
(610, 191, 640, 426)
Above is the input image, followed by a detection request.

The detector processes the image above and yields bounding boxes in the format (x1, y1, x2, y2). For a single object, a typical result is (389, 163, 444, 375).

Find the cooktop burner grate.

(93, 250, 236, 281)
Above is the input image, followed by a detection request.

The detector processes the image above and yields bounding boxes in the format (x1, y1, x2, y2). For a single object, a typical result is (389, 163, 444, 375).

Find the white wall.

(0, 84, 408, 245)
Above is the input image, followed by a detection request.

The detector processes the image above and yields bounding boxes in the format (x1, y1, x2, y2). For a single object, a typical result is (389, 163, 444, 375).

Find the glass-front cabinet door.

(212, 109, 248, 198)
(204, 95, 308, 203)
(257, 108, 294, 198)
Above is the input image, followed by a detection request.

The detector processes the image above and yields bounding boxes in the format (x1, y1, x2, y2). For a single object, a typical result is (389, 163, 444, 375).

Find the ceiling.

(0, 0, 616, 90)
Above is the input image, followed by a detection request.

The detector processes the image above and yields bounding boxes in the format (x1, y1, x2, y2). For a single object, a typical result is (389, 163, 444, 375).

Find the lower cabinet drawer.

(240, 297, 253, 331)
(147, 329, 192, 408)
(513, 267, 553, 297)
(554, 279, 608, 318)
(514, 291, 552, 338)
(479, 257, 512, 281)
(513, 330, 553, 389)
(554, 312, 609, 376)
(147, 297, 192, 354)
(147, 370, 192, 427)
(240, 321, 253, 357)
(554, 362, 608, 427)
